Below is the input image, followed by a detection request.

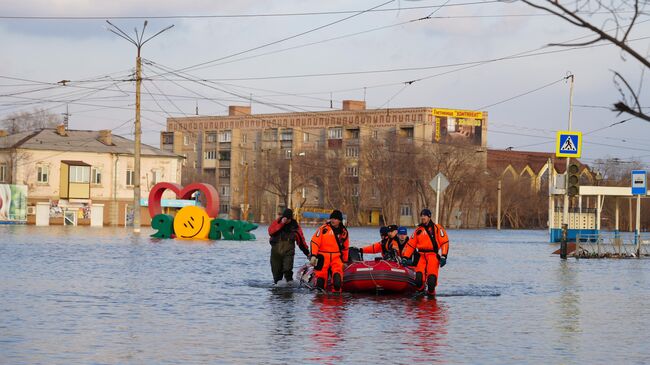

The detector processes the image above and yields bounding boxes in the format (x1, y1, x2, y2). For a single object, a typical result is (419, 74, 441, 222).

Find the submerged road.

(1, 226, 648, 364)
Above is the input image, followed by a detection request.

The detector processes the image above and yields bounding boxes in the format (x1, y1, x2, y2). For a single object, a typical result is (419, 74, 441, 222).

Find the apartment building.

(161, 100, 488, 226)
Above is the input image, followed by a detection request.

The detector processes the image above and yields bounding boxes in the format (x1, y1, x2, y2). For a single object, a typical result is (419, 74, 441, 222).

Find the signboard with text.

(632, 170, 647, 195)
(432, 108, 483, 146)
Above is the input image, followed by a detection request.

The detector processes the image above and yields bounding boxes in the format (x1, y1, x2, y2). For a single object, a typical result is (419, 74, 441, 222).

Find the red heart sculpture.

(148, 182, 220, 218)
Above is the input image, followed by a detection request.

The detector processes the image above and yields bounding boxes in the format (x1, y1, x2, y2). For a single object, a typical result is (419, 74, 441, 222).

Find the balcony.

(162, 132, 174, 145)
(328, 139, 343, 149)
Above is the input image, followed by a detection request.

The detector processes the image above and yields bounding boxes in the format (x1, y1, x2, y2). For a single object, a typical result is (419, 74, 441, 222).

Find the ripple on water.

(1, 226, 649, 364)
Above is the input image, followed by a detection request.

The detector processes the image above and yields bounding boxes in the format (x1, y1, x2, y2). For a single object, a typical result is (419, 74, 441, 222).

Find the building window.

(193, 161, 198, 169)
(219, 151, 231, 161)
(350, 129, 360, 139)
(328, 127, 342, 140)
(400, 204, 412, 217)
(263, 129, 277, 142)
(126, 169, 134, 186)
(151, 170, 160, 185)
(220, 185, 230, 197)
(205, 150, 217, 160)
(206, 132, 217, 143)
(183, 135, 190, 145)
(345, 146, 359, 158)
(219, 168, 230, 178)
(69, 165, 90, 183)
(280, 129, 293, 141)
(303, 132, 309, 142)
(242, 133, 248, 143)
(373, 130, 378, 139)
(352, 185, 360, 197)
(345, 166, 359, 177)
(404, 127, 414, 138)
(219, 131, 232, 142)
(92, 168, 101, 185)
(220, 203, 230, 213)
(0, 163, 7, 182)
(37, 165, 49, 183)
(163, 133, 174, 144)
(301, 187, 306, 199)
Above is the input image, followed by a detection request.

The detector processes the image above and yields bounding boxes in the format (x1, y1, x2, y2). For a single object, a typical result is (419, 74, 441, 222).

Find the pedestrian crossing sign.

(556, 131, 582, 158)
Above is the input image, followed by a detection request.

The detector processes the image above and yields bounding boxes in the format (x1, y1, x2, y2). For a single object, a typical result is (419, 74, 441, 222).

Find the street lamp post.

(106, 20, 173, 233)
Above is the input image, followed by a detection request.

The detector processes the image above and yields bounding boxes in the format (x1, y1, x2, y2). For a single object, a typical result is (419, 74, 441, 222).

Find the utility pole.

(497, 179, 502, 230)
(62, 104, 70, 129)
(561, 74, 575, 259)
(107, 20, 174, 233)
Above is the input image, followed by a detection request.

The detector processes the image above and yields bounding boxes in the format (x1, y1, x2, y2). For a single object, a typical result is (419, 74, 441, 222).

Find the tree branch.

(613, 102, 650, 122)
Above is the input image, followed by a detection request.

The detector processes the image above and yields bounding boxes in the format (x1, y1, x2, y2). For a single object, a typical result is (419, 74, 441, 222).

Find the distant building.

(485, 149, 594, 229)
(161, 101, 488, 226)
(0, 125, 183, 226)
(487, 149, 593, 191)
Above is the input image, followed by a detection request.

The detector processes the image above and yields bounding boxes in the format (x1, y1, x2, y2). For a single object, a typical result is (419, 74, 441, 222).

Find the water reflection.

(555, 260, 581, 357)
(405, 298, 449, 363)
(268, 288, 298, 340)
(306, 295, 346, 365)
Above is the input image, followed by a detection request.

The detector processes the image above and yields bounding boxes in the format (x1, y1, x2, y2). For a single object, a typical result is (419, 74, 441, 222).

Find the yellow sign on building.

(433, 108, 484, 119)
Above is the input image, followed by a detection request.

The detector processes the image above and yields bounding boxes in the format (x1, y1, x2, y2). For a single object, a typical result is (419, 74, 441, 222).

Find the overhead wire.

(156, 0, 398, 76)
(0, 1, 500, 20)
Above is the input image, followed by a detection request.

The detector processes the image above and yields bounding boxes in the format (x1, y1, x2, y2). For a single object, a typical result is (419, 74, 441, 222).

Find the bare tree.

(518, 0, 649, 121)
(1, 108, 62, 133)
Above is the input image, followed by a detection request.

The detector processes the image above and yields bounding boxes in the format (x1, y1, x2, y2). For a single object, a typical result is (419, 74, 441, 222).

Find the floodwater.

(1, 225, 649, 364)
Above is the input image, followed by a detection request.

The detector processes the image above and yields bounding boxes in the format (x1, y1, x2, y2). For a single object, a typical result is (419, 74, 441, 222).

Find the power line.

(148, 35, 650, 84)
(475, 77, 568, 110)
(153, 0, 398, 76)
(0, 1, 499, 20)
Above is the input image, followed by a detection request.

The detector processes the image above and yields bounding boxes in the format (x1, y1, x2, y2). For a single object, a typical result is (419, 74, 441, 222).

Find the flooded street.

(1, 225, 649, 364)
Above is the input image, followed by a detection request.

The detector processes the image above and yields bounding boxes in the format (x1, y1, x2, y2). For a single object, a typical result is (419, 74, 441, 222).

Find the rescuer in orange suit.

(401, 208, 449, 296)
(360, 225, 400, 261)
(309, 210, 349, 292)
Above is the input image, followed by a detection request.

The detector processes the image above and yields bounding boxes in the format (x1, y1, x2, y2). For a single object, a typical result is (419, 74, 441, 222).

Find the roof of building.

(0, 129, 181, 158)
(487, 149, 589, 175)
(60, 160, 91, 166)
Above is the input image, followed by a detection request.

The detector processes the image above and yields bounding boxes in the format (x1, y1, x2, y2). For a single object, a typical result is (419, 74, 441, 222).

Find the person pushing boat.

(401, 208, 450, 297)
(309, 210, 349, 293)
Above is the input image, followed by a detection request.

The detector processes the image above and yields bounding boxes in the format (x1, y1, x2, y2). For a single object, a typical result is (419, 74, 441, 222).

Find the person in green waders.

(268, 208, 310, 286)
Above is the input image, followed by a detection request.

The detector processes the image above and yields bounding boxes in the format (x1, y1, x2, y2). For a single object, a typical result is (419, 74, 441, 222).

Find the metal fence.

(575, 232, 650, 258)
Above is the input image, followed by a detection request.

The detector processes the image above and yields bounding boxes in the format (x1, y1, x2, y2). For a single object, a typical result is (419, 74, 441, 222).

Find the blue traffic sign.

(631, 170, 647, 195)
(556, 131, 582, 158)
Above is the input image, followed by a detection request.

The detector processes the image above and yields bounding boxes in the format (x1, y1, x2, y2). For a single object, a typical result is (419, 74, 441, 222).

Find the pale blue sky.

(1, 0, 648, 165)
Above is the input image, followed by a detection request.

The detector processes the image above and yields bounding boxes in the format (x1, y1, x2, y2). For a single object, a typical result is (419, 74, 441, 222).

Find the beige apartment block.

(0, 126, 183, 226)
(161, 101, 488, 226)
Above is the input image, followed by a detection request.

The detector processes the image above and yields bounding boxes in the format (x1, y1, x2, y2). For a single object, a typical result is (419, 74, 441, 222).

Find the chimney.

(0, 130, 8, 137)
(342, 100, 366, 111)
(228, 105, 251, 116)
(56, 124, 67, 136)
(98, 129, 113, 145)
